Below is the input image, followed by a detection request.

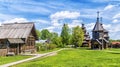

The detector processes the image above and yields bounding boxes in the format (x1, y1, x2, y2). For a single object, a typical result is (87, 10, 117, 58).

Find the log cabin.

(0, 22, 38, 56)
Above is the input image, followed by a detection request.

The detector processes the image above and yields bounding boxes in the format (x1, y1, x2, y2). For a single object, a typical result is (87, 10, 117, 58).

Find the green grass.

(0, 55, 32, 65)
(37, 48, 61, 54)
(12, 48, 120, 67)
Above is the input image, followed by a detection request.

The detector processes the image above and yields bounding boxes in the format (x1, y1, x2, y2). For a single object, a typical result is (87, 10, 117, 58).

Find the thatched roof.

(0, 22, 38, 40)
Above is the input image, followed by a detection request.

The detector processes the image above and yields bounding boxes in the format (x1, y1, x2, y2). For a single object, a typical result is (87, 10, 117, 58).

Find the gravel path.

(0, 49, 64, 67)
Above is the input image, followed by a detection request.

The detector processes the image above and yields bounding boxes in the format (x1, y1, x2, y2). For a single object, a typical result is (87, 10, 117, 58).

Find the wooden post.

(6, 41, 9, 53)
(17, 44, 19, 55)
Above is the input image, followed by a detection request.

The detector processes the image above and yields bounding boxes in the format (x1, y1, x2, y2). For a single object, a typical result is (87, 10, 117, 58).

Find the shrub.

(47, 44, 57, 50)
(36, 43, 42, 51)
(36, 43, 57, 52)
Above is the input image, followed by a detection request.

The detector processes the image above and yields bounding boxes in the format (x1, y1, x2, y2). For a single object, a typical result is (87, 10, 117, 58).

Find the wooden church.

(81, 24, 91, 47)
(91, 12, 109, 49)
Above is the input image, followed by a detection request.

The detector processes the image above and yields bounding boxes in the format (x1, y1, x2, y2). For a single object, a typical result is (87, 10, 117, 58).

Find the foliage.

(36, 43, 46, 51)
(110, 39, 120, 42)
(61, 24, 70, 45)
(46, 44, 57, 50)
(36, 43, 57, 52)
(12, 48, 120, 67)
(0, 56, 31, 65)
(41, 29, 52, 40)
(36, 30, 41, 39)
(51, 32, 58, 39)
(51, 37, 64, 48)
(72, 26, 84, 47)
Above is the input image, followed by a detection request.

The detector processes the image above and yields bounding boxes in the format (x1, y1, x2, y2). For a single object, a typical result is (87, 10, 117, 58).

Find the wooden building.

(91, 12, 109, 49)
(0, 22, 38, 56)
(81, 24, 91, 47)
(111, 42, 120, 48)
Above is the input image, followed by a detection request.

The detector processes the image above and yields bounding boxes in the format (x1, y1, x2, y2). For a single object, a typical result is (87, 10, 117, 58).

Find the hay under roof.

(0, 22, 38, 39)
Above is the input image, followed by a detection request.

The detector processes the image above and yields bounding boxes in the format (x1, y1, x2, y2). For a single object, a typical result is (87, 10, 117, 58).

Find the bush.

(36, 43, 57, 52)
(57, 43, 65, 48)
(47, 44, 57, 50)
(36, 43, 43, 51)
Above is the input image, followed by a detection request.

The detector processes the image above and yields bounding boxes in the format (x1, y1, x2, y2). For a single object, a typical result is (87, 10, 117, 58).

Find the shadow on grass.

(108, 52, 120, 54)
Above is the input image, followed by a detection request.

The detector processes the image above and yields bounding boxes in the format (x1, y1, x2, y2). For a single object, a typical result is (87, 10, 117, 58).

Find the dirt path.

(0, 48, 64, 67)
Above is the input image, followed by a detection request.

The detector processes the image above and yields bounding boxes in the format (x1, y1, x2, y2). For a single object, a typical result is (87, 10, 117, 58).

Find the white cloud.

(109, 24, 120, 33)
(51, 19, 61, 26)
(50, 11, 80, 20)
(112, 19, 119, 23)
(68, 20, 82, 28)
(104, 4, 115, 10)
(39, 11, 82, 33)
(35, 19, 49, 24)
(50, 11, 81, 30)
(0, 13, 17, 21)
(2, 18, 28, 23)
(45, 26, 55, 32)
(103, 24, 111, 29)
(110, 32, 120, 40)
(113, 13, 120, 19)
(86, 23, 95, 30)
(48, 11, 81, 34)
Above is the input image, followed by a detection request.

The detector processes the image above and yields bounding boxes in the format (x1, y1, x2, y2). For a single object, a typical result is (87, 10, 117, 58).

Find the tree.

(51, 37, 63, 47)
(51, 32, 58, 39)
(72, 26, 84, 47)
(36, 30, 41, 39)
(41, 29, 52, 40)
(60, 24, 70, 45)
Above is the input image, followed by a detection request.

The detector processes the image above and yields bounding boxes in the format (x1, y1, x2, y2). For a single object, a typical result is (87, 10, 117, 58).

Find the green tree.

(41, 29, 51, 40)
(51, 32, 58, 39)
(36, 30, 41, 39)
(51, 37, 63, 47)
(72, 26, 84, 47)
(61, 24, 70, 45)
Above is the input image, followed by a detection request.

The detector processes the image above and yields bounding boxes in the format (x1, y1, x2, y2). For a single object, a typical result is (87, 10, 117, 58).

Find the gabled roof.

(92, 22, 104, 31)
(0, 22, 38, 40)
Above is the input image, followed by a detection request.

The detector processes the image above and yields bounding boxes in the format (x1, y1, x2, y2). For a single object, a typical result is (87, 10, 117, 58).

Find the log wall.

(0, 49, 7, 56)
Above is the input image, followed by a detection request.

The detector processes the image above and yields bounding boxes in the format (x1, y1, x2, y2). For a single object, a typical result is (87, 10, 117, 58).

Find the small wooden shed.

(0, 22, 38, 56)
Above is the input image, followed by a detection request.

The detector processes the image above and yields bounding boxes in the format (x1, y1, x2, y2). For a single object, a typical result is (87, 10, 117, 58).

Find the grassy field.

(12, 48, 120, 67)
(0, 55, 32, 65)
(37, 48, 61, 54)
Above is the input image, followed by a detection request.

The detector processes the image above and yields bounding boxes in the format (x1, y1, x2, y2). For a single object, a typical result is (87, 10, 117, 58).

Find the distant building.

(91, 12, 109, 49)
(81, 24, 91, 47)
(111, 42, 120, 48)
(0, 22, 38, 56)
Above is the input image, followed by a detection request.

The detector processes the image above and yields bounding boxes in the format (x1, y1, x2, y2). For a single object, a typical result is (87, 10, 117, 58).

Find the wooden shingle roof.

(92, 22, 104, 31)
(0, 22, 38, 40)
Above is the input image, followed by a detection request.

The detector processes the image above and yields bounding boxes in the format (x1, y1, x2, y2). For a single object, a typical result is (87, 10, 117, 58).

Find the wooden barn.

(91, 12, 109, 50)
(0, 22, 38, 56)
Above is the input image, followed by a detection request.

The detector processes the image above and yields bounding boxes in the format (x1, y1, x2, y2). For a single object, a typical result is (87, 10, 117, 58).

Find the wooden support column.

(6, 41, 10, 53)
(17, 44, 19, 55)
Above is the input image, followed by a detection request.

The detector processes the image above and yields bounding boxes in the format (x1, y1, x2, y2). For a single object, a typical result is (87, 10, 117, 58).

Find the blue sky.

(0, 0, 120, 39)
